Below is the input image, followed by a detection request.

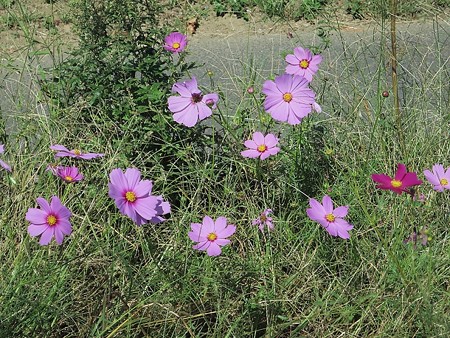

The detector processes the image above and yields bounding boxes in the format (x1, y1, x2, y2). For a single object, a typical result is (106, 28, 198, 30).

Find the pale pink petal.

(216, 224, 236, 239)
(124, 168, 142, 190)
(333, 206, 348, 218)
(264, 134, 278, 147)
(39, 227, 55, 245)
(28, 224, 47, 236)
(241, 149, 261, 158)
(244, 140, 258, 149)
(322, 195, 334, 214)
(206, 242, 222, 256)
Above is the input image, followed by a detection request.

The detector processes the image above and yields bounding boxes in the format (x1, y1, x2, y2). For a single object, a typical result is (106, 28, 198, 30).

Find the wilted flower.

(56, 166, 84, 183)
(168, 77, 219, 127)
(252, 209, 274, 232)
(50, 145, 104, 160)
(306, 195, 353, 239)
(108, 168, 170, 225)
(423, 164, 450, 192)
(262, 74, 316, 125)
(371, 163, 422, 195)
(404, 227, 430, 248)
(188, 216, 236, 256)
(0, 144, 12, 172)
(241, 132, 280, 160)
(26, 196, 72, 245)
(285, 46, 322, 82)
(163, 32, 187, 53)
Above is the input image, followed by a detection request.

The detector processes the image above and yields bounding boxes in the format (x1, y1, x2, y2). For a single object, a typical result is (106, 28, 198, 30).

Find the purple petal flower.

(189, 216, 236, 256)
(306, 195, 353, 239)
(285, 46, 322, 82)
(423, 164, 450, 192)
(108, 168, 170, 225)
(168, 77, 219, 127)
(0, 144, 12, 172)
(262, 74, 316, 125)
(55, 166, 84, 183)
(26, 196, 72, 245)
(163, 32, 187, 53)
(241, 132, 280, 160)
(252, 209, 274, 232)
(50, 144, 104, 160)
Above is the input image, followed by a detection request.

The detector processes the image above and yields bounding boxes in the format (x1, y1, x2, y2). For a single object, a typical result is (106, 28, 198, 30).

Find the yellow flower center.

(73, 149, 82, 155)
(257, 144, 267, 152)
(125, 191, 137, 202)
(283, 93, 293, 103)
(47, 215, 57, 226)
(260, 214, 267, 222)
(440, 178, 448, 186)
(65, 176, 73, 182)
(299, 59, 310, 69)
(391, 179, 402, 188)
(325, 213, 335, 222)
(172, 42, 180, 49)
(207, 233, 218, 241)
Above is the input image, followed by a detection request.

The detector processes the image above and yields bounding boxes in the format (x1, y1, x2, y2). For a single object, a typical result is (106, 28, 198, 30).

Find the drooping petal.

(206, 242, 222, 256)
(39, 227, 55, 245)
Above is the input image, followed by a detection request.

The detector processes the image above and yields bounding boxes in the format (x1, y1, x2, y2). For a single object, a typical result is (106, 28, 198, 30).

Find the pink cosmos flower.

(423, 164, 450, 192)
(26, 196, 72, 245)
(241, 132, 280, 160)
(0, 144, 12, 172)
(50, 145, 104, 160)
(188, 216, 236, 256)
(306, 195, 353, 239)
(285, 47, 322, 82)
(371, 163, 422, 195)
(163, 32, 187, 53)
(168, 77, 219, 127)
(262, 74, 316, 125)
(108, 168, 170, 225)
(252, 209, 274, 232)
(55, 166, 84, 183)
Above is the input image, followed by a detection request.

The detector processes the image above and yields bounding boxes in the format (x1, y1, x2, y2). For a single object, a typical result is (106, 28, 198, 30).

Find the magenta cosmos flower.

(252, 209, 274, 232)
(50, 145, 104, 160)
(26, 196, 72, 245)
(285, 47, 322, 82)
(188, 216, 236, 256)
(55, 166, 84, 183)
(306, 195, 353, 239)
(423, 164, 450, 192)
(168, 77, 219, 127)
(108, 168, 170, 225)
(163, 32, 187, 53)
(241, 132, 280, 160)
(0, 144, 12, 172)
(262, 74, 316, 125)
(371, 163, 422, 195)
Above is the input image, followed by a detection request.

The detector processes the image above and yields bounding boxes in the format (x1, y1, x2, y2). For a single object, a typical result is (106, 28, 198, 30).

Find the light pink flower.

(306, 195, 353, 239)
(26, 196, 72, 245)
(188, 216, 236, 256)
(285, 46, 322, 82)
(0, 144, 12, 172)
(241, 132, 280, 160)
(262, 74, 316, 125)
(423, 164, 450, 192)
(252, 209, 274, 232)
(50, 145, 104, 160)
(168, 77, 219, 127)
(163, 32, 187, 53)
(108, 168, 170, 225)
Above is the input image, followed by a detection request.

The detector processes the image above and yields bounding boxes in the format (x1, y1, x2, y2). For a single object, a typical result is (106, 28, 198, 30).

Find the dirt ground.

(1, 0, 448, 56)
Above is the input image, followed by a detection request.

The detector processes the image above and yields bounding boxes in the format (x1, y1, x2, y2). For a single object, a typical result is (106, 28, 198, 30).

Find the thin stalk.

(390, 0, 405, 156)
